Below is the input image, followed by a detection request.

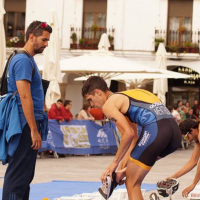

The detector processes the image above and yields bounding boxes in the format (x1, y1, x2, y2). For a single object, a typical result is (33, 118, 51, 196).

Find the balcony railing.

(155, 29, 200, 53)
(70, 27, 115, 50)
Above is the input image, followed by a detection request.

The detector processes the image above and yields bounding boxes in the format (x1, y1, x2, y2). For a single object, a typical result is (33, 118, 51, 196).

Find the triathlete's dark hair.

(82, 76, 109, 97)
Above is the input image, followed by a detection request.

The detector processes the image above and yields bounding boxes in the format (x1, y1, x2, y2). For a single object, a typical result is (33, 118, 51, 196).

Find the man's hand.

(31, 130, 42, 150)
(58, 119, 64, 123)
(182, 184, 195, 197)
(101, 161, 118, 183)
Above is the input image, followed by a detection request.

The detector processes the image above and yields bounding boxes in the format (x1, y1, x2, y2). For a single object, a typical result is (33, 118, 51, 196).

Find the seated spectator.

(48, 99, 64, 123)
(177, 100, 183, 111)
(78, 104, 95, 120)
(186, 108, 198, 120)
(179, 105, 187, 122)
(61, 100, 73, 121)
(185, 101, 191, 112)
(90, 108, 104, 120)
(171, 104, 181, 124)
(192, 100, 200, 119)
(75, 114, 79, 119)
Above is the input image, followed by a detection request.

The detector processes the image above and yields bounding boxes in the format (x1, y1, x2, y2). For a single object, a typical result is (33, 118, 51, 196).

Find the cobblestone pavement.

(0, 146, 195, 200)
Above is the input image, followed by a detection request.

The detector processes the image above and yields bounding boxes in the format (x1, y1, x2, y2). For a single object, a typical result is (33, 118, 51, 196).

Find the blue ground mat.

(0, 180, 156, 200)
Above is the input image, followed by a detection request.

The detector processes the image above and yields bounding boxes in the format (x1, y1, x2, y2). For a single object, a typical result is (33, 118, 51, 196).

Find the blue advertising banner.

(41, 120, 119, 155)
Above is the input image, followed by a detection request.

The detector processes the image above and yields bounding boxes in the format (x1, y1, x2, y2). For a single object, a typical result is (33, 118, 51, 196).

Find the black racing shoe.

(157, 178, 179, 197)
(98, 172, 118, 199)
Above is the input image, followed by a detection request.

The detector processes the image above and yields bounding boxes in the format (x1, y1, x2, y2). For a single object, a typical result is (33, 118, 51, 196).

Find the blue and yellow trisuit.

(119, 89, 182, 171)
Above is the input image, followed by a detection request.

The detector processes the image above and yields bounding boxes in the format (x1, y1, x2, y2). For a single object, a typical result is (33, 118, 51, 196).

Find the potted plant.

(6, 39, 12, 47)
(91, 24, 98, 32)
(108, 35, 114, 50)
(91, 24, 98, 39)
(10, 36, 20, 47)
(191, 43, 199, 53)
(85, 40, 92, 49)
(154, 37, 164, 51)
(167, 45, 177, 54)
(79, 38, 86, 49)
(70, 32, 77, 49)
(185, 42, 191, 53)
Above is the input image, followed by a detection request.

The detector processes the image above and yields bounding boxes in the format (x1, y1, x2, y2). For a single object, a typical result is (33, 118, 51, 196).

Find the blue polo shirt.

(7, 53, 44, 129)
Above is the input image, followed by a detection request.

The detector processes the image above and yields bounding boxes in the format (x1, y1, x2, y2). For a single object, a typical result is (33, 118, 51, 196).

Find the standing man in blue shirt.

(2, 21, 52, 200)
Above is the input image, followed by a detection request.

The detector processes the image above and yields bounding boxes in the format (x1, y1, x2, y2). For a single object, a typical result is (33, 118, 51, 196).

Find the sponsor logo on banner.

(97, 129, 109, 149)
(138, 131, 150, 147)
(47, 129, 55, 147)
(60, 125, 91, 148)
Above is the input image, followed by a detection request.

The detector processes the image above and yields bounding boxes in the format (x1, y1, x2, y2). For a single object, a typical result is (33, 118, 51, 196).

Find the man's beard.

(33, 43, 46, 54)
(34, 46, 45, 54)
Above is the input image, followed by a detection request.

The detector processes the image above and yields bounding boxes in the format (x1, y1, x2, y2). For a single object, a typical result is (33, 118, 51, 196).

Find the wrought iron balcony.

(155, 29, 200, 54)
(70, 26, 115, 50)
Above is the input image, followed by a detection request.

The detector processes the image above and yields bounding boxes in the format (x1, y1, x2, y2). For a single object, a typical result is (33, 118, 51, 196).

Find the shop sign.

(178, 67, 200, 85)
(169, 66, 200, 87)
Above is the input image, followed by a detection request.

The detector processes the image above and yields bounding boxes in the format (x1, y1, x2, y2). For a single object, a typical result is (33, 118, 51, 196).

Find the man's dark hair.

(26, 21, 52, 41)
(57, 99, 63, 103)
(82, 76, 109, 97)
(64, 100, 72, 107)
(177, 100, 182, 106)
(173, 104, 178, 110)
(179, 119, 199, 135)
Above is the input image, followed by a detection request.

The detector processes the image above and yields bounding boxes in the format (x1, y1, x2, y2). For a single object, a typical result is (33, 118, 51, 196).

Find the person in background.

(74, 114, 79, 119)
(185, 101, 191, 112)
(48, 99, 64, 123)
(166, 119, 200, 198)
(61, 100, 73, 121)
(171, 104, 181, 125)
(78, 103, 95, 120)
(192, 100, 200, 119)
(177, 100, 183, 111)
(186, 108, 198, 120)
(179, 106, 187, 122)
